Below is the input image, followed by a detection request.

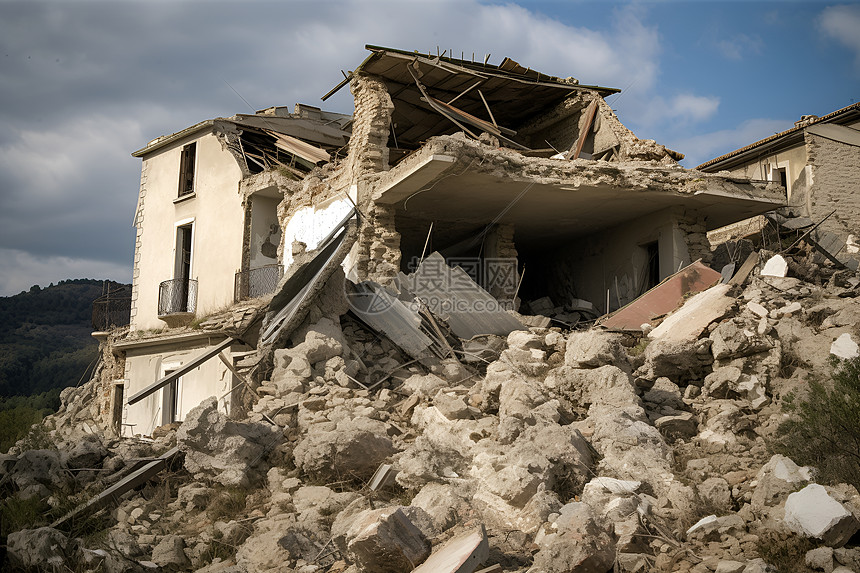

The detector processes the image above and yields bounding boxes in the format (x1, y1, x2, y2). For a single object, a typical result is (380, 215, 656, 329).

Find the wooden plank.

(727, 251, 760, 286)
(446, 81, 482, 105)
(127, 338, 234, 405)
(477, 90, 498, 129)
(565, 100, 599, 160)
(52, 447, 180, 528)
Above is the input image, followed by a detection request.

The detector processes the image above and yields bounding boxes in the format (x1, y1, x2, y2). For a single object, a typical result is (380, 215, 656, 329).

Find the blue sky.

(0, 0, 857, 296)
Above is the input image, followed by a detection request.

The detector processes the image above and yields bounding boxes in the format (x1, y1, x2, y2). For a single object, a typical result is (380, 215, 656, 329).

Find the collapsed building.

(115, 45, 784, 438)
(8, 45, 860, 573)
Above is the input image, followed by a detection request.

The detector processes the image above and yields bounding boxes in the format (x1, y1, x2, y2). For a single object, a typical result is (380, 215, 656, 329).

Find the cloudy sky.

(0, 0, 858, 296)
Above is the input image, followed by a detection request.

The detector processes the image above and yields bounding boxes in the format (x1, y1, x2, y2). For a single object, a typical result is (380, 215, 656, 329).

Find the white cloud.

(0, 247, 131, 296)
(671, 93, 721, 123)
(634, 93, 720, 128)
(716, 33, 763, 61)
(670, 118, 790, 169)
(819, 4, 860, 68)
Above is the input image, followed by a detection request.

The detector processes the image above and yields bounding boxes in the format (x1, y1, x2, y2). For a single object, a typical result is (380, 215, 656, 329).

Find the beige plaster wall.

(131, 132, 244, 330)
(544, 207, 695, 314)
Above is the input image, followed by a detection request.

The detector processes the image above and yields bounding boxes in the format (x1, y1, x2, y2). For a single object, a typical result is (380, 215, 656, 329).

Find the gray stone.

(293, 416, 397, 480)
(806, 546, 834, 572)
(530, 503, 615, 573)
(698, 477, 732, 510)
(151, 535, 191, 570)
(177, 397, 277, 487)
(715, 561, 746, 573)
(7, 527, 76, 569)
(750, 455, 814, 511)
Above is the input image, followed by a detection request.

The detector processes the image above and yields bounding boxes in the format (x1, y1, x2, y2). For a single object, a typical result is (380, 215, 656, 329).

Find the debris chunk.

(760, 254, 788, 277)
(784, 484, 860, 547)
(412, 525, 489, 573)
(346, 507, 431, 573)
(830, 333, 860, 360)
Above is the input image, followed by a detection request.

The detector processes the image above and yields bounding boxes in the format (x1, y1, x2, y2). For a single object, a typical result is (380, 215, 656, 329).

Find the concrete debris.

(784, 484, 860, 547)
(9, 43, 860, 573)
(760, 254, 788, 277)
(177, 397, 278, 487)
(293, 416, 398, 480)
(648, 284, 735, 342)
(831, 332, 860, 360)
(345, 507, 431, 573)
(412, 525, 489, 573)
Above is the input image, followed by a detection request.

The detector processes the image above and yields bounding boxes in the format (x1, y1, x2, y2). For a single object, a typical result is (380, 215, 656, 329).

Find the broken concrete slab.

(346, 506, 431, 573)
(784, 484, 860, 547)
(599, 260, 723, 331)
(398, 252, 524, 339)
(648, 284, 734, 342)
(411, 525, 489, 573)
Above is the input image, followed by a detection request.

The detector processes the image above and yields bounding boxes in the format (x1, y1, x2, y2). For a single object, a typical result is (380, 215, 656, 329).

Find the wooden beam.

(446, 81, 482, 105)
(52, 447, 180, 528)
(127, 338, 234, 405)
(565, 100, 599, 160)
(477, 90, 498, 128)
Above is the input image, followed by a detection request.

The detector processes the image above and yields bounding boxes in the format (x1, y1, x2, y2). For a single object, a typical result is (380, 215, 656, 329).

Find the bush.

(773, 355, 860, 489)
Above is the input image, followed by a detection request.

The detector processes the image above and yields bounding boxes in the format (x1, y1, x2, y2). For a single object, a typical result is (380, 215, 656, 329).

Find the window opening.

(178, 142, 197, 197)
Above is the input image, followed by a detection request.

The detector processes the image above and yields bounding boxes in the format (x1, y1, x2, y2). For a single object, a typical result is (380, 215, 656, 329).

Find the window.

(644, 241, 660, 290)
(178, 142, 196, 197)
(776, 167, 787, 190)
(111, 383, 124, 434)
(161, 372, 182, 425)
(172, 222, 194, 312)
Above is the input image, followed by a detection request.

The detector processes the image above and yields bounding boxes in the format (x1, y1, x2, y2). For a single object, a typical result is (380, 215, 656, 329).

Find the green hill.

(0, 279, 129, 398)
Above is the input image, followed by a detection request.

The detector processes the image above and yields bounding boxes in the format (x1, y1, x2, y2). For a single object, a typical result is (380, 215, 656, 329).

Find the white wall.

(546, 208, 690, 313)
(132, 132, 245, 330)
(122, 338, 240, 437)
(249, 195, 281, 269)
(281, 196, 354, 272)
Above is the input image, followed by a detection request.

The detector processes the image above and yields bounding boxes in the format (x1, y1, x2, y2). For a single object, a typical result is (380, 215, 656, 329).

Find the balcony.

(158, 279, 197, 327)
(234, 264, 283, 302)
(91, 285, 132, 332)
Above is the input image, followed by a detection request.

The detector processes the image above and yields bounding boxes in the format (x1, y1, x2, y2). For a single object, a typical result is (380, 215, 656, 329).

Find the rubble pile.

(2, 251, 860, 573)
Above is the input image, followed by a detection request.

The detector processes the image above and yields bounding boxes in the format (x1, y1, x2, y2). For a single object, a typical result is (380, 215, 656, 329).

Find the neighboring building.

(697, 102, 860, 246)
(109, 45, 785, 438)
(114, 105, 351, 437)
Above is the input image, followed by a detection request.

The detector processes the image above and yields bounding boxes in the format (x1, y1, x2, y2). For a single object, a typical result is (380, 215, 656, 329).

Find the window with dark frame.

(178, 142, 197, 197)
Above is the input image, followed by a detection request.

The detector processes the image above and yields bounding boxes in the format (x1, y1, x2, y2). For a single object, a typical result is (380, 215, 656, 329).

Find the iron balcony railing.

(234, 264, 283, 302)
(158, 278, 198, 316)
(91, 285, 132, 331)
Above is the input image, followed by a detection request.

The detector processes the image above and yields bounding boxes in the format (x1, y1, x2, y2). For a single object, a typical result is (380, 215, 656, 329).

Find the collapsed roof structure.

(109, 44, 786, 440)
(313, 45, 783, 316)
